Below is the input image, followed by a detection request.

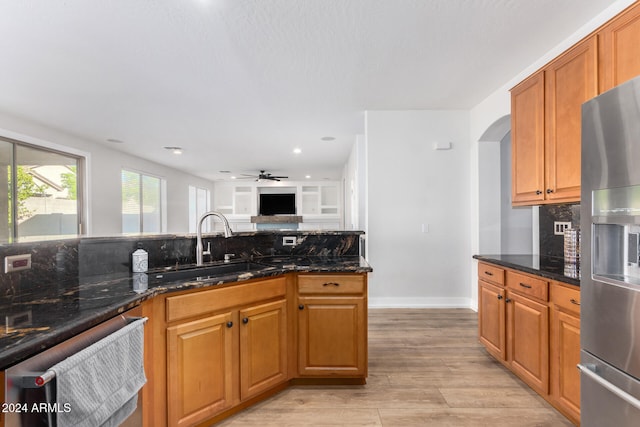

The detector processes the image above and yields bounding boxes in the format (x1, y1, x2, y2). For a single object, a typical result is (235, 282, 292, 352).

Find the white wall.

(0, 112, 215, 236)
(366, 110, 471, 308)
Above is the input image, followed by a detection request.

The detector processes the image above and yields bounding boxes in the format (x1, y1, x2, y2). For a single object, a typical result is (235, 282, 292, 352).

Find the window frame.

(121, 168, 167, 234)
(1, 136, 85, 242)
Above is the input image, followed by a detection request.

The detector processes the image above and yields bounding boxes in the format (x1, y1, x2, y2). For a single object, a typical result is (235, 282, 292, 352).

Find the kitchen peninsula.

(0, 230, 371, 427)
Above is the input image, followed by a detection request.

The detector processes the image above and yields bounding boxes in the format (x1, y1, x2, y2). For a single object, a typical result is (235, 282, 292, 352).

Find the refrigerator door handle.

(578, 364, 640, 411)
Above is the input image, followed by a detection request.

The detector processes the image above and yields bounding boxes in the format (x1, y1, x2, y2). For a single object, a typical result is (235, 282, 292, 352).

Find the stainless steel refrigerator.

(580, 75, 640, 425)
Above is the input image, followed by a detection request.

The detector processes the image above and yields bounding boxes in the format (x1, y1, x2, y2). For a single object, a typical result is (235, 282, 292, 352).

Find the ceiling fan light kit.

(238, 170, 289, 182)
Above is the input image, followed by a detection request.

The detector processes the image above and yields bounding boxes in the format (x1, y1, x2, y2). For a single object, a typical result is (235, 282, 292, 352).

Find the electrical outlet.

(283, 236, 297, 246)
(554, 221, 572, 236)
(4, 254, 32, 273)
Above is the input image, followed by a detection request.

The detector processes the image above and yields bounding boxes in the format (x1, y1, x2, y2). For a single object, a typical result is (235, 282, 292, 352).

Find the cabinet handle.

(546, 189, 554, 194)
(519, 282, 532, 289)
(298, 304, 304, 310)
(323, 282, 340, 287)
(497, 294, 503, 300)
(226, 321, 233, 328)
(536, 190, 542, 195)
(570, 298, 580, 306)
(484, 271, 493, 276)
(505, 298, 512, 303)
(242, 317, 249, 324)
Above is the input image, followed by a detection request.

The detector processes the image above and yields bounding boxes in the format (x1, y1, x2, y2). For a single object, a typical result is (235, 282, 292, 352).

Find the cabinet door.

(239, 299, 288, 400)
(551, 309, 581, 424)
(507, 292, 549, 395)
(599, 1, 640, 92)
(298, 296, 366, 376)
(166, 312, 235, 427)
(511, 71, 546, 205)
(478, 280, 506, 361)
(545, 36, 597, 203)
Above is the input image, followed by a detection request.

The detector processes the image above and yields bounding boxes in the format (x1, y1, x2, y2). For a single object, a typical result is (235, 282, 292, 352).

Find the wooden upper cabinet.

(511, 71, 545, 205)
(511, 36, 596, 206)
(599, 1, 640, 92)
(545, 36, 597, 202)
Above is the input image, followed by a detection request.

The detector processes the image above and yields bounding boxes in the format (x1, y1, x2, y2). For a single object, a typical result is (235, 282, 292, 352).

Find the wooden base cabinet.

(478, 262, 580, 425)
(478, 279, 506, 360)
(297, 273, 368, 378)
(239, 299, 288, 400)
(159, 276, 289, 427)
(507, 290, 549, 395)
(167, 312, 235, 427)
(550, 282, 581, 425)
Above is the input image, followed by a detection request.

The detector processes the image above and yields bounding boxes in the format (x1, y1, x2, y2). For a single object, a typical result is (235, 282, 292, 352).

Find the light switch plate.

(554, 221, 572, 236)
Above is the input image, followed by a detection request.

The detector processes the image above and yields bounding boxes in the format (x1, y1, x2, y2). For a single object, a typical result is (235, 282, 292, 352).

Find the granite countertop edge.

(473, 254, 580, 287)
(1, 256, 372, 370)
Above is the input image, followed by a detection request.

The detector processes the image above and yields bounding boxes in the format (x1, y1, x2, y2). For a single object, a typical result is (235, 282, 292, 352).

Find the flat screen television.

(259, 193, 296, 215)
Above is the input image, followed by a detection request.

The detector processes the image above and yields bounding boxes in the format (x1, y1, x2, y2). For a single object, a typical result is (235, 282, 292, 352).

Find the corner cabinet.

(296, 273, 368, 378)
(511, 36, 597, 206)
(477, 261, 580, 425)
(145, 270, 369, 426)
(154, 276, 290, 427)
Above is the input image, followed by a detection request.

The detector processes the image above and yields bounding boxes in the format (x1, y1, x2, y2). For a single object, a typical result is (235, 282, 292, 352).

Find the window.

(121, 169, 165, 234)
(188, 185, 210, 233)
(1, 137, 84, 242)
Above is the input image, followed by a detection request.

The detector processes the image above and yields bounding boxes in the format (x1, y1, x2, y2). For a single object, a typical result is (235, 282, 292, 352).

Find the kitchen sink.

(150, 261, 270, 283)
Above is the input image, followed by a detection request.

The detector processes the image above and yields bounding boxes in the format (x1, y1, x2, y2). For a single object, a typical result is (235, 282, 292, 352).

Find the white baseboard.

(369, 297, 476, 310)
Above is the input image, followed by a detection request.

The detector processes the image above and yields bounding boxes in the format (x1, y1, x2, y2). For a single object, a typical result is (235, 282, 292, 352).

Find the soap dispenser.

(132, 243, 148, 273)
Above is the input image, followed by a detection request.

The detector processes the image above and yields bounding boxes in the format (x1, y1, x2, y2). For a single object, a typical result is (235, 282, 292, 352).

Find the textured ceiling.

(0, 0, 616, 181)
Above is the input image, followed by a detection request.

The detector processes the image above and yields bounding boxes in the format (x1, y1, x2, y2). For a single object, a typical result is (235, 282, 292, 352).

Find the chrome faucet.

(196, 211, 233, 266)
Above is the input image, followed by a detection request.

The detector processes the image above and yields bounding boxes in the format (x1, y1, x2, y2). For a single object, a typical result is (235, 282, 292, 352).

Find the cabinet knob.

(323, 282, 340, 287)
(546, 188, 553, 194)
(536, 190, 542, 195)
(226, 321, 233, 328)
(484, 271, 493, 276)
(298, 304, 304, 310)
(505, 298, 512, 303)
(242, 317, 249, 324)
(570, 298, 580, 306)
(497, 294, 503, 300)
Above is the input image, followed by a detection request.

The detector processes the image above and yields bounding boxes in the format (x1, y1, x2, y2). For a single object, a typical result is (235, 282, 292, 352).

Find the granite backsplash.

(0, 231, 364, 302)
(539, 204, 580, 259)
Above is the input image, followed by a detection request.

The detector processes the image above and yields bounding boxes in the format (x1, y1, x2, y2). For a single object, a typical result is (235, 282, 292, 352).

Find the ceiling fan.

(239, 170, 289, 181)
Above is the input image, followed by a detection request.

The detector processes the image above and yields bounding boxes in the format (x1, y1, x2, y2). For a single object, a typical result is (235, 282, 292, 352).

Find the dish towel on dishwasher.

(50, 317, 147, 427)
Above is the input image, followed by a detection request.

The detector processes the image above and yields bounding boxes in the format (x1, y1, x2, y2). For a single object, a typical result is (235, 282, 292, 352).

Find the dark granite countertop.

(473, 254, 580, 287)
(0, 255, 372, 370)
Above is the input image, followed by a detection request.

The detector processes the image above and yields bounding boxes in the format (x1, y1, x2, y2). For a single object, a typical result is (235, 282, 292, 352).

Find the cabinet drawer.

(298, 274, 365, 295)
(551, 282, 581, 315)
(506, 271, 548, 302)
(478, 263, 505, 286)
(166, 277, 286, 322)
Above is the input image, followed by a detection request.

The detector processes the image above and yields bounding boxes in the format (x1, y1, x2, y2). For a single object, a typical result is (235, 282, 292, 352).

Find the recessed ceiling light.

(293, 148, 302, 154)
(107, 138, 124, 144)
(321, 136, 336, 141)
(230, 176, 237, 179)
(305, 175, 311, 179)
(164, 146, 183, 154)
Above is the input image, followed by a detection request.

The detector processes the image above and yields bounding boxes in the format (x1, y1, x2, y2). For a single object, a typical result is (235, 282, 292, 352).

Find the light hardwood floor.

(215, 308, 574, 426)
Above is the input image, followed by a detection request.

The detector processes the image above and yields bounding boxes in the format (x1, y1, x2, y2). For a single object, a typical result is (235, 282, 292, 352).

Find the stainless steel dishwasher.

(4, 310, 145, 427)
